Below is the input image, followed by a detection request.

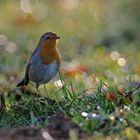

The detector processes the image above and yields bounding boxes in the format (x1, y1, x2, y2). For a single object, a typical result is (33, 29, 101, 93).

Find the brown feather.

(40, 40, 61, 64)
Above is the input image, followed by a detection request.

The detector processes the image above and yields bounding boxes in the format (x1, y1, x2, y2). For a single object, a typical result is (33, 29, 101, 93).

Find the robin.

(17, 32, 61, 94)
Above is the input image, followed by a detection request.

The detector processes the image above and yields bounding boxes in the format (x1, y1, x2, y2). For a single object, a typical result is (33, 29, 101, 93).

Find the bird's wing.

(30, 44, 40, 58)
(24, 63, 30, 85)
(17, 47, 39, 87)
(25, 46, 40, 78)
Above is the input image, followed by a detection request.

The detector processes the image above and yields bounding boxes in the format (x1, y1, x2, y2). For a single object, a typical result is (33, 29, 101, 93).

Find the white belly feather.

(28, 60, 60, 86)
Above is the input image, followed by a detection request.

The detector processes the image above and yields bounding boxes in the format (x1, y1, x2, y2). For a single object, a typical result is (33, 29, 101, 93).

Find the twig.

(125, 83, 140, 97)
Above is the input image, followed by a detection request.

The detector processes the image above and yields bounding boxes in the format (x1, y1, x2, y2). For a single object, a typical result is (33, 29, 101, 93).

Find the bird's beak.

(56, 36, 60, 39)
(51, 36, 60, 39)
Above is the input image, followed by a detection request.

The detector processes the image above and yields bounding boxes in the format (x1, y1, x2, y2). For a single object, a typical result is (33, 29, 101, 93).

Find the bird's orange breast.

(39, 40, 61, 65)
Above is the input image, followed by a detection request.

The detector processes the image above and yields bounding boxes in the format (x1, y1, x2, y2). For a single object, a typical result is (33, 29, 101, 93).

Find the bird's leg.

(43, 84, 55, 105)
(44, 84, 49, 98)
(36, 83, 40, 97)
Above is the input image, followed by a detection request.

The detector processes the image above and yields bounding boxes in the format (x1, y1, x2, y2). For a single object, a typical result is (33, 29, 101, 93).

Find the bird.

(17, 32, 61, 94)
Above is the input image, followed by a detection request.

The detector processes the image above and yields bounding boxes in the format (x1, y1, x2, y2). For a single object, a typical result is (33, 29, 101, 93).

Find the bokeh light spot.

(81, 112, 88, 117)
(54, 80, 63, 87)
(0, 34, 8, 46)
(20, 0, 32, 13)
(117, 58, 126, 66)
(5, 41, 17, 53)
(110, 51, 120, 60)
(61, 0, 79, 10)
(110, 115, 115, 121)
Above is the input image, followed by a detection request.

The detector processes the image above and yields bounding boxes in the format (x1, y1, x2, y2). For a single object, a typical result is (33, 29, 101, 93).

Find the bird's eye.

(46, 36, 50, 40)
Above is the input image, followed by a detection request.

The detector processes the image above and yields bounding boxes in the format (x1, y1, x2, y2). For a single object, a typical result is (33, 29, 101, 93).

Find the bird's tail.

(17, 79, 29, 87)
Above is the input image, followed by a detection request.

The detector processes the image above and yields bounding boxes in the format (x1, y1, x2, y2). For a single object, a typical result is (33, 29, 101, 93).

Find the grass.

(0, 74, 140, 139)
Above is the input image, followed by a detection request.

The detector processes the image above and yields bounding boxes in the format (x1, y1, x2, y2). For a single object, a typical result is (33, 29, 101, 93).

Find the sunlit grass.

(0, 75, 140, 138)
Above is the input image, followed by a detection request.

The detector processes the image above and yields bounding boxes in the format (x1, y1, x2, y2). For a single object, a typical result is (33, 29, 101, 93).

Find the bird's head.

(39, 32, 61, 64)
(40, 32, 60, 48)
